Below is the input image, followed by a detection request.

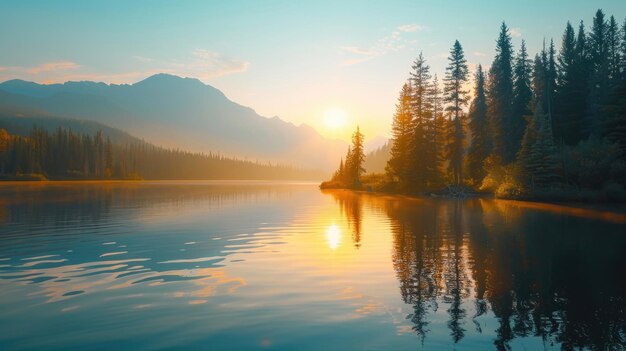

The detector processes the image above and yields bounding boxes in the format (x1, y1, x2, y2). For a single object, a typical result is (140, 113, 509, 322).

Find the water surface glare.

(0, 181, 624, 350)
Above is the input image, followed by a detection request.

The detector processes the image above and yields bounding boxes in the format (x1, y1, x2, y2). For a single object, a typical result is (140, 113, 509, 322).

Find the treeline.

(0, 127, 322, 180)
(327, 9, 626, 200)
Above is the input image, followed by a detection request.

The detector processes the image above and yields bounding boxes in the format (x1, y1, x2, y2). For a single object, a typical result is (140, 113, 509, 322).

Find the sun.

(323, 107, 347, 130)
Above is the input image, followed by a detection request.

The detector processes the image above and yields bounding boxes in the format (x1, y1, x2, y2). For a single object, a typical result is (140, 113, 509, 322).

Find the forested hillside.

(0, 127, 322, 181)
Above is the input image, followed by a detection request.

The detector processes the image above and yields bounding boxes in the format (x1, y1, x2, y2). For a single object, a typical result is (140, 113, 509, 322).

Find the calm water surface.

(0, 181, 624, 350)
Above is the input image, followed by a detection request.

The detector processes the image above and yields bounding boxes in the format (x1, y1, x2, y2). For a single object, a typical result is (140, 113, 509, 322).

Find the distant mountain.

(364, 135, 388, 153)
(364, 142, 391, 174)
(0, 74, 347, 170)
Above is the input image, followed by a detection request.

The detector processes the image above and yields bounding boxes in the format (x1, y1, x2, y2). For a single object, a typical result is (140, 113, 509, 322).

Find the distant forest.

(0, 127, 322, 180)
(326, 9, 626, 201)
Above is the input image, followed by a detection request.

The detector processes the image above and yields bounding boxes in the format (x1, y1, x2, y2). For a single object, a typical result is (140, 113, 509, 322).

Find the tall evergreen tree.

(517, 102, 560, 189)
(532, 53, 546, 103)
(428, 74, 445, 188)
(517, 103, 539, 185)
(546, 39, 557, 128)
(444, 40, 469, 186)
(410, 52, 433, 122)
(488, 22, 515, 163)
(387, 83, 414, 187)
(511, 40, 533, 154)
(554, 21, 588, 145)
(529, 103, 560, 188)
(344, 147, 352, 180)
(532, 41, 557, 138)
(409, 52, 433, 190)
(603, 18, 626, 156)
(466, 64, 490, 185)
(622, 18, 626, 78)
(587, 9, 610, 136)
(607, 15, 621, 82)
(345, 126, 366, 185)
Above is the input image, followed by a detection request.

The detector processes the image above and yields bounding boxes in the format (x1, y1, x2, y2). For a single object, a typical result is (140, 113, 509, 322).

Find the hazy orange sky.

(1, 0, 625, 143)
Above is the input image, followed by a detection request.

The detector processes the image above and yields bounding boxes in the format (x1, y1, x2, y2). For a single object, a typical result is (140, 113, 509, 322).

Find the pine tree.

(554, 21, 588, 145)
(603, 17, 626, 156)
(428, 74, 445, 188)
(344, 147, 352, 180)
(444, 40, 469, 186)
(531, 40, 557, 142)
(546, 39, 557, 128)
(517, 102, 539, 186)
(517, 102, 560, 190)
(466, 64, 490, 185)
(532, 53, 546, 104)
(511, 40, 533, 155)
(346, 126, 365, 186)
(576, 21, 592, 140)
(488, 22, 515, 163)
(607, 15, 621, 82)
(410, 52, 433, 123)
(622, 18, 626, 78)
(408, 53, 433, 191)
(587, 9, 610, 136)
(530, 104, 560, 188)
(387, 83, 414, 187)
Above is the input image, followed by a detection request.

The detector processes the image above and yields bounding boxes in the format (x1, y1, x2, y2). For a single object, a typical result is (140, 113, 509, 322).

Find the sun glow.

(323, 108, 347, 130)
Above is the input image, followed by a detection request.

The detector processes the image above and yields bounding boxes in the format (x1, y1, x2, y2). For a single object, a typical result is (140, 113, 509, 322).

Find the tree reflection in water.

(328, 190, 626, 350)
(330, 190, 364, 248)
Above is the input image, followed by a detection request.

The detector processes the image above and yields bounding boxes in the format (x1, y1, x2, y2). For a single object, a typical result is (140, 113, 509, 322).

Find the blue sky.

(1, 0, 625, 141)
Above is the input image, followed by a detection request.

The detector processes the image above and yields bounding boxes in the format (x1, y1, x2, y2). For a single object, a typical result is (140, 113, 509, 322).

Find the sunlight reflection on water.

(326, 224, 342, 250)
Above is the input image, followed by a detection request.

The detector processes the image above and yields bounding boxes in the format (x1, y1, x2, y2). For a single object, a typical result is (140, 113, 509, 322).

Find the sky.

(1, 0, 625, 143)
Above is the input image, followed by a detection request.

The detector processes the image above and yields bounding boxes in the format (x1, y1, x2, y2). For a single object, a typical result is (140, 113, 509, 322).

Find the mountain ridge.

(0, 74, 347, 170)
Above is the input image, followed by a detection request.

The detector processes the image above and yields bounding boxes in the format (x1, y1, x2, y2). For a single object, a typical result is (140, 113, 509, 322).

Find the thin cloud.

(131, 49, 249, 81)
(341, 24, 424, 66)
(397, 24, 424, 33)
(132, 55, 155, 63)
(0, 61, 80, 77)
(184, 49, 249, 79)
(510, 27, 522, 37)
(473, 51, 486, 57)
(28, 61, 80, 74)
(341, 46, 376, 56)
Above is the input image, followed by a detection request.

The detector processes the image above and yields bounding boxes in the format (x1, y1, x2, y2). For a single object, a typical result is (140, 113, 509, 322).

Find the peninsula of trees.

(323, 9, 626, 202)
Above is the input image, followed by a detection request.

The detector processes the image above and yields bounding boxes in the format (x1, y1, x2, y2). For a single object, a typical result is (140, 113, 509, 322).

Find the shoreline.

(320, 186, 626, 217)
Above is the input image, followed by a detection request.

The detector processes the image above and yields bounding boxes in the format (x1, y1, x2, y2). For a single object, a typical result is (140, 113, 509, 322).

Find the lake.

(0, 181, 624, 350)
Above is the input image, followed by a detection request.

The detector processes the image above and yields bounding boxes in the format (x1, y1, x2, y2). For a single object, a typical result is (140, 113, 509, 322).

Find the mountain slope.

(364, 142, 391, 174)
(0, 74, 346, 170)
